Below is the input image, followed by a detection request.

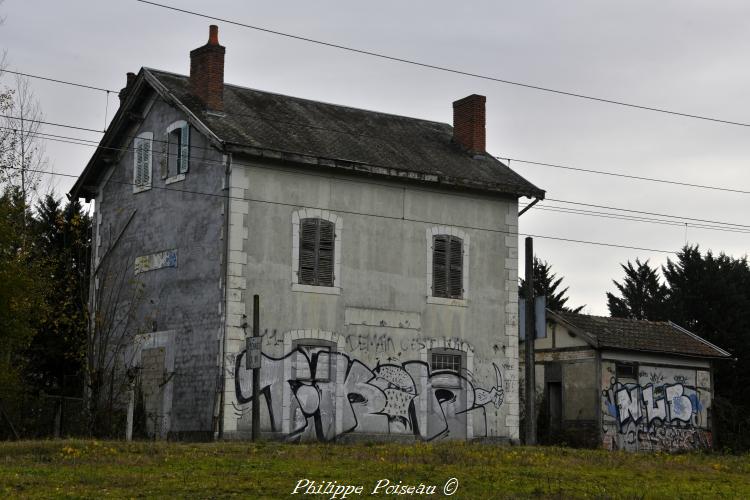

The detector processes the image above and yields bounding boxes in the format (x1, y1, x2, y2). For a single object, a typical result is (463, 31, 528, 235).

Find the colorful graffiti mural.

(233, 347, 504, 441)
(602, 377, 711, 452)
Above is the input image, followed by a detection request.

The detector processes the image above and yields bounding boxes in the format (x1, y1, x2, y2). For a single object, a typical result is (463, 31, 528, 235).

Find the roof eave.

(226, 143, 544, 198)
(545, 309, 600, 348)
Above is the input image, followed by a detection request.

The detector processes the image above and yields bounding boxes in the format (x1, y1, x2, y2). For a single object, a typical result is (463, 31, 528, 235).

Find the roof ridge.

(144, 67, 452, 127)
(560, 310, 670, 326)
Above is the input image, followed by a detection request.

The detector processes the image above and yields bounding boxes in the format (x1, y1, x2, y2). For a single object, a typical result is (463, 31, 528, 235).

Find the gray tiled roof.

(551, 310, 730, 359)
(149, 69, 544, 198)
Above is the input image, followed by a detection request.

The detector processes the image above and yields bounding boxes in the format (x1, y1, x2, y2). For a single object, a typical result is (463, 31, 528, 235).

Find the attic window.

(298, 218, 335, 287)
(432, 235, 463, 299)
(133, 131, 153, 193)
(164, 120, 189, 180)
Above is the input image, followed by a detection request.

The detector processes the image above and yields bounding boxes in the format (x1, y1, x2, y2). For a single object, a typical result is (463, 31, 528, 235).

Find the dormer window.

(163, 120, 189, 182)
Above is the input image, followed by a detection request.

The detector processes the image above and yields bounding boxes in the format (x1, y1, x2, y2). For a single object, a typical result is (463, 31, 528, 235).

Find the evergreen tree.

(606, 258, 669, 320)
(24, 194, 91, 398)
(0, 187, 46, 402)
(519, 256, 584, 313)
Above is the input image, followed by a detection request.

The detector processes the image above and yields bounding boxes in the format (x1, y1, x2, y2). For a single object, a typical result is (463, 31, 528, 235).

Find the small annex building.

(523, 310, 730, 451)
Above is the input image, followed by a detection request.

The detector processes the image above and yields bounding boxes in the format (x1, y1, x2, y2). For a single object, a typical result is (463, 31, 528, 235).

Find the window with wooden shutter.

(165, 121, 189, 178)
(179, 124, 190, 174)
(432, 235, 463, 299)
(133, 132, 152, 191)
(298, 218, 335, 286)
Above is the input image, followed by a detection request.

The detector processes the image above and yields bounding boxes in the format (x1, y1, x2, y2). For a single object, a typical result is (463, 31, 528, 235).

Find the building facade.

(72, 26, 544, 442)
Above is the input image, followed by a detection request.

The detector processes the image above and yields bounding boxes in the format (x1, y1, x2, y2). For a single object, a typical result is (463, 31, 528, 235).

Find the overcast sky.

(2, 1, 748, 315)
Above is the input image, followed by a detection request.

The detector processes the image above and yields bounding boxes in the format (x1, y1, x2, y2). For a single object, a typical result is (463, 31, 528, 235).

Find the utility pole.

(251, 294, 261, 441)
(524, 237, 537, 445)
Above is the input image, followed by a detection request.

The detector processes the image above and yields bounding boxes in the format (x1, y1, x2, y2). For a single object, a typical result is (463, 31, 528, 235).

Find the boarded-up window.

(432, 235, 463, 298)
(298, 218, 335, 286)
(133, 132, 153, 189)
(294, 344, 332, 382)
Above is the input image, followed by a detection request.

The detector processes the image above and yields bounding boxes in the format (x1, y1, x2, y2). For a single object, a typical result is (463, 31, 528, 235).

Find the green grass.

(0, 440, 748, 498)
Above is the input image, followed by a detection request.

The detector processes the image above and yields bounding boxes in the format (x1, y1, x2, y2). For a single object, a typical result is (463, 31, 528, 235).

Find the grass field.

(0, 440, 748, 498)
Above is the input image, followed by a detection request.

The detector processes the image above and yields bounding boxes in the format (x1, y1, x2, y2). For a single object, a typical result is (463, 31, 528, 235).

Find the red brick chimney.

(190, 25, 225, 112)
(452, 94, 486, 153)
(118, 72, 137, 105)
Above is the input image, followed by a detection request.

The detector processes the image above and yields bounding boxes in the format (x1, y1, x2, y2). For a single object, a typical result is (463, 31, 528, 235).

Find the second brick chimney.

(452, 94, 486, 153)
(118, 72, 137, 105)
(190, 25, 225, 112)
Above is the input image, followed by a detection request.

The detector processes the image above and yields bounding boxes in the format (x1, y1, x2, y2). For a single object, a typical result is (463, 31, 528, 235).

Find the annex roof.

(547, 310, 731, 359)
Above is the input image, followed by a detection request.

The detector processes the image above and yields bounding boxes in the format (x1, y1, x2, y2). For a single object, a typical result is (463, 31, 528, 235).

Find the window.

(163, 121, 189, 180)
(616, 362, 638, 381)
(432, 352, 461, 373)
(298, 218, 335, 287)
(291, 209, 341, 294)
(133, 132, 153, 192)
(432, 234, 463, 299)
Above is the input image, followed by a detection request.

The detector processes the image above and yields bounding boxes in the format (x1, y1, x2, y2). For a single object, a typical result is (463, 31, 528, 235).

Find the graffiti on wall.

(233, 347, 504, 442)
(602, 378, 710, 452)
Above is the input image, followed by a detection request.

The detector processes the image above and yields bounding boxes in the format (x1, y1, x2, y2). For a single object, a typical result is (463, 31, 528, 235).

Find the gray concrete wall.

(223, 160, 520, 442)
(563, 360, 597, 421)
(91, 95, 225, 438)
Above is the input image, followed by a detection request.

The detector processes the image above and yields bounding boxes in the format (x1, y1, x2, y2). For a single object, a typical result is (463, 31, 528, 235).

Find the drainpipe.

(216, 152, 232, 440)
(518, 197, 541, 217)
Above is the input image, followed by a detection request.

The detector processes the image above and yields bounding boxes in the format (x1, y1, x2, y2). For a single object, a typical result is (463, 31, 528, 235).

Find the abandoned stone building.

(70, 26, 544, 441)
(522, 310, 730, 451)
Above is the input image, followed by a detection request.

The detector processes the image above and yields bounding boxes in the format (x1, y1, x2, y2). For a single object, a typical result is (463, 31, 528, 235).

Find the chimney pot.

(208, 25, 219, 45)
(190, 25, 226, 111)
(452, 94, 486, 153)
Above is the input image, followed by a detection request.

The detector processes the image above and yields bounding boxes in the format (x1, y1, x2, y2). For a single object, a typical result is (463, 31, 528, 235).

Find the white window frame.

(426, 226, 469, 307)
(133, 131, 153, 193)
(164, 120, 189, 184)
(291, 208, 342, 295)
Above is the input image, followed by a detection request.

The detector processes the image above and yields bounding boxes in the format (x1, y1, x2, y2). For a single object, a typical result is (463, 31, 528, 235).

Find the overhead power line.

(0, 69, 117, 94)
(4, 117, 748, 234)
(135, 0, 750, 129)
(521, 203, 750, 235)
(545, 198, 750, 229)
(0, 163, 675, 254)
(502, 156, 750, 195)
(0, 114, 104, 134)
(3, 102, 748, 198)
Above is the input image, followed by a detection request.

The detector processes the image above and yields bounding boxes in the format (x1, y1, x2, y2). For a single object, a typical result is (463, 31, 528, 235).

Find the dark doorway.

(548, 381, 562, 439)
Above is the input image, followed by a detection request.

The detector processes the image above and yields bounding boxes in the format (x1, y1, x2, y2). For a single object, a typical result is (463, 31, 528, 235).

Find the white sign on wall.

(134, 249, 178, 275)
(246, 337, 262, 369)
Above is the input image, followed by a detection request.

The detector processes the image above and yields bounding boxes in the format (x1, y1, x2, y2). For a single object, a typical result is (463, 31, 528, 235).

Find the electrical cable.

(134, 0, 750, 129)
(4, 122, 747, 235)
(0, 162, 676, 254)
